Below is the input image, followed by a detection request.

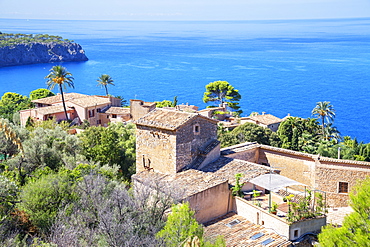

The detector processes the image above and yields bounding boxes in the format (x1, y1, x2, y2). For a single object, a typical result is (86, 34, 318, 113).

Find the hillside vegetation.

(0, 32, 74, 48)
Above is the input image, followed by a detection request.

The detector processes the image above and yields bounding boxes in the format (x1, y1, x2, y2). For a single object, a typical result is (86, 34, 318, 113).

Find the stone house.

(132, 110, 333, 244)
(19, 93, 122, 127)
(135, 108, 220, 174)
(239, 113, 283, 132)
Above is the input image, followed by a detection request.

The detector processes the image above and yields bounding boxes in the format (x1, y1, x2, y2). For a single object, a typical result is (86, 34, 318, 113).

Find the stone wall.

(136, 126, 177, 174)
(188, 181, 231, 223)
(130, 100, 156, 121)
(234, 197, 326, 240)
(315, 161, 370, 207)
(223, 147, 258, 163)
(175, 117, 218, 172)
(258, 148, 316, 188)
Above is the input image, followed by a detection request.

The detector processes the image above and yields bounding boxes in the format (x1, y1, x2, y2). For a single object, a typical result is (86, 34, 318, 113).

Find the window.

(143, 155, 151, 169)
(293, 229, 300, 239)
(112, 114, 117, 118)
(338, 182, 349, 193)
(193, 124, 200, 135)
(89, 109, 95, 118)
(97, 120, 101, 125)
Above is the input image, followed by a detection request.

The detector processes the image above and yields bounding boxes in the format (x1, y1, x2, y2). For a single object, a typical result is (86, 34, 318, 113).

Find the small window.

(89, 109, 95, 118)
(338, 182, 349, 193)
(193, 124, 200, 135)
(294, 229, 300, 238)
(97, 120, 101, 125)
(112, 114, 117, 118)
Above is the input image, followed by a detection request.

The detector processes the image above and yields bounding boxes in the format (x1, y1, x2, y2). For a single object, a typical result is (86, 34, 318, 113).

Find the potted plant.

(271, 202, 278, 215)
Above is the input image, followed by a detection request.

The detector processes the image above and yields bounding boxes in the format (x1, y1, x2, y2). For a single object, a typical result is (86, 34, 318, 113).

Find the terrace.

(234, 174, 327, 241)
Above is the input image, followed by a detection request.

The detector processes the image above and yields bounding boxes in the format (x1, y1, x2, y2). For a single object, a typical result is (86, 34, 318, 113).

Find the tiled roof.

(104, 107, 130, 115)
(249, 114, 283, 125)
(204, 213, 292, 247)
(34, 105, 73, 115)
(32, 93, 86, 105)
(132, 169, 227, 198)
(135, 108, 217, 131)
(200, 156, 271, 186)
(222, 142, 370, 167)
(68, 95, 111, 108)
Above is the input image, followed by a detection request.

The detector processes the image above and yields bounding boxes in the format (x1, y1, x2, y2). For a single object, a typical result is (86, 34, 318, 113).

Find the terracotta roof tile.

(68, 95, 111, 108)
(135, 108, 217, 131)
(200, 157, 271, 186)
(34, 105, 73, 115)
(132, 169, 227, 198)
(31, 93, 86, 105)
(204, 213, 291, 247)
(249, 114, 283, 125)
(104, 107, 130, 115)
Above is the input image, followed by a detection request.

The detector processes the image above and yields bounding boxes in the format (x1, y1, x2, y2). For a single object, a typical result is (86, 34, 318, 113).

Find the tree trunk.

(60, 85, 69, 121)
(105, 85, 109, 96)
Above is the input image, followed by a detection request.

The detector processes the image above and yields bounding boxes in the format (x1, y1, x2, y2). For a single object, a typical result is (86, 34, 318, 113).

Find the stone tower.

(135, 108, 220, 174)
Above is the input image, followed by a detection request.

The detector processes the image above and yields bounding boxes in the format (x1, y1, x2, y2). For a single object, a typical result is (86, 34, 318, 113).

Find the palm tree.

(312, 101, 335, 139)
(97, 74, 114, 96)
(45, 65, 74, 121)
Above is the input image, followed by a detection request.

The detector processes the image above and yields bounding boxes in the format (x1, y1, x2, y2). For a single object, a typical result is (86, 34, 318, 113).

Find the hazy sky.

(1, 0, 370, 21)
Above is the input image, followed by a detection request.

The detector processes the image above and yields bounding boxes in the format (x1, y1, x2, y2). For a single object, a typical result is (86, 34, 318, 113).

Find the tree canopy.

(203, 81, 242, 115)
(45, 65, 74, 121)
(312, 101, 336, 139)
(96, 74, 114, 96)
(29, 88, 55, 101)
(0, 92, 30, 121)
(78, 123, 136, 179)
(218, 122, 281, 148)
(318, 177, 370, 246)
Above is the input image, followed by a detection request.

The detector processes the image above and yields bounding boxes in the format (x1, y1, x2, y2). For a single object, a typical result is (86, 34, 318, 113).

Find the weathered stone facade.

(135, 109, 218, 174)
(222, 143, 370, 208)
(130, 99, 156, 121)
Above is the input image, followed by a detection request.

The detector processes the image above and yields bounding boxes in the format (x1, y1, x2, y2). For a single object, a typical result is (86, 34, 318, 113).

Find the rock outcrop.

(0, 42, 88, 67)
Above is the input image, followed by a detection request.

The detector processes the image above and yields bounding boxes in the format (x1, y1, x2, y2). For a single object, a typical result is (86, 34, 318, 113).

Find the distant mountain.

(0, 33, 88, 67)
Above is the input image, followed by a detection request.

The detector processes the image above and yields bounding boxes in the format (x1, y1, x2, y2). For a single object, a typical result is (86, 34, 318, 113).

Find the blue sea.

(1, 18, 369, 142)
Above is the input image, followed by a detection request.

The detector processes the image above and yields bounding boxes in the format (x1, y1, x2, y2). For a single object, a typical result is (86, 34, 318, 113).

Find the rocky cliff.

(0, 42, 88, 67)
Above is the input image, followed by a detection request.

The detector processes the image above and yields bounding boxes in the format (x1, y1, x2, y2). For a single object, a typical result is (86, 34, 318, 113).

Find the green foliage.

(155, 100, 173, 108)
(277, 117, 320, 152)
(79, 122, 136, 178)
(318, 178, 370, 246)
(0, 118, 26, 161)
(19, 173, 76, 233)
(232, 173, 244, 197)
(156, 202, 204, 247)
(96, 74, 114, 96)
(0, 175, 19, 220)
(45, 65, 74, 121)
(6, 126, 82, 185)
(285, 190, 326, 223)
(218, 122, 281, 148)
(312, 101, 336, 139)
(0, 92, 31, 122)
(29, 88, 55, 101)
(0, 33, 74, 48)
(172, 96, 178, 107)
(203, 81, 242, 115)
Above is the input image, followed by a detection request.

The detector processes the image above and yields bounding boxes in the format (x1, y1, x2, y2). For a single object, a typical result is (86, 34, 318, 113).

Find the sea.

(0, 18, 369, 143)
